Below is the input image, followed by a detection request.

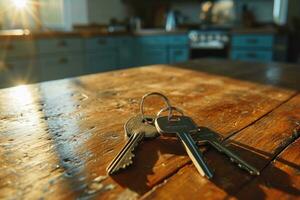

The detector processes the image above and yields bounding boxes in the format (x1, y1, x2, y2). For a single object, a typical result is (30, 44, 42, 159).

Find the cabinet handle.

(58, 57, 68, 64)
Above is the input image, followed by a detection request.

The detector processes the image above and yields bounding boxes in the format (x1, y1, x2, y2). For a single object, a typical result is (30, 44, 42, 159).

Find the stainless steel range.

(188, 29, 230, 59)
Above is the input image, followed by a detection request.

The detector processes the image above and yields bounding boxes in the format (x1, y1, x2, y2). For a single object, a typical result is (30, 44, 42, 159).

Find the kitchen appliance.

(129, 17, 142, 31)
(165, 10, 177, 31)
(188, 29, 230, 59)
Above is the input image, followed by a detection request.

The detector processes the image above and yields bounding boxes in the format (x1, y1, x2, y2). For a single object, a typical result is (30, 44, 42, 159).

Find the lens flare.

(12, 0, 28, 10)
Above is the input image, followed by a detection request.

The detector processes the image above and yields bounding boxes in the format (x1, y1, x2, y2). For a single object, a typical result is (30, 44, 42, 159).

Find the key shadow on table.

(198, 127, 300, 199)
(109, 136, 188, 194)
(110, 126, 300, 198)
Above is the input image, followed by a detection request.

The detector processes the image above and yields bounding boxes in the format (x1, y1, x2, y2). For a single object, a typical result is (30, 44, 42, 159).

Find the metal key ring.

(156, 106, 184, 121)
(140, 92, 173, 123)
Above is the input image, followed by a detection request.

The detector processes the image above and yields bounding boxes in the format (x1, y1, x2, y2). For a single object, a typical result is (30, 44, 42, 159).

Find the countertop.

(0, 59, 299, 199)
(0, 29, 188, 39)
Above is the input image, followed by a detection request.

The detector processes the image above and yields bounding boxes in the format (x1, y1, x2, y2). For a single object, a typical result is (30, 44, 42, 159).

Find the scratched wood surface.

(0, 62, 299, 200)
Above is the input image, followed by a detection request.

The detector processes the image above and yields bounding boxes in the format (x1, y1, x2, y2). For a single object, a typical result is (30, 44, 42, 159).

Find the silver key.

(155, 115, 214, 179)
(125, 114, 159, 139)
(192, 127, 260, 176)
(106, 114, 158, 175)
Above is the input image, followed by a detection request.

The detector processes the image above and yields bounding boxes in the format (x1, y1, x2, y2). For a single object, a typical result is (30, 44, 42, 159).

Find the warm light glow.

(12, 0, 28, 10)
(10, 85, 32, 105)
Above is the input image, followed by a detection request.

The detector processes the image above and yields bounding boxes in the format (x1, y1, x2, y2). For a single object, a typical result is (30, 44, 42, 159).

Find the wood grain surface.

(0, 63, 299, 199)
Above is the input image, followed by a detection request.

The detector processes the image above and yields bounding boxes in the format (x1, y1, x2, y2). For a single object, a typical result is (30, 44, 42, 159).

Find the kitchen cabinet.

(0, 39, 38, 88)
(0, 33, 190, 89)
(86, 51, 118, 73)
(117, 36, 135, 68)
(85, 36, 118, 73)
(231, 50, 273, 62)
(230, 33, 287, 62)
(0, 58, 39, 88)
(37, 38, 83, 54)
(136, 35, 189, 66)
(136, 36, 168, 66)
(39, 53, 84, 81)
(0, 40, 36, 58)
(169, 47, 189, 63)
(38, 37, 85, 81)
(138, 48, 168, 65)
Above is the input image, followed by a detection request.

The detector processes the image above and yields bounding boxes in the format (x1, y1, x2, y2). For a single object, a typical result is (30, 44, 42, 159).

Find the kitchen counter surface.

(0, 29, 188, 39)
(0, 59, 299, 199)
(231, 27, 283, 34)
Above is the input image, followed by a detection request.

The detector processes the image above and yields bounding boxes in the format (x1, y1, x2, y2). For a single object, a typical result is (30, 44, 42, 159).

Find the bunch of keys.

(106, 92, 259, 178)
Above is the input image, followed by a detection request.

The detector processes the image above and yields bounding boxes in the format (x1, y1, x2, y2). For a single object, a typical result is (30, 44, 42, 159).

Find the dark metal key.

(106, 114, 158, 175)
(155, 115, 214, 179)
(192, 127, 260, 176)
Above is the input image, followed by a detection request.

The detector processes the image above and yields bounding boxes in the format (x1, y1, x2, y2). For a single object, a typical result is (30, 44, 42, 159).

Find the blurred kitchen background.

(0, 0, 299, 89)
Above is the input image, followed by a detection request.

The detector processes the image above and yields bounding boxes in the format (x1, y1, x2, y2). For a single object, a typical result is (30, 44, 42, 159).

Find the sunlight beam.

(12, 0, 28, 10)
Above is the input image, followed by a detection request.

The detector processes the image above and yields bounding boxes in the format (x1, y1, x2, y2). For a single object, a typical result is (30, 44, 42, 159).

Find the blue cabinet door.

(0, 58, 39, 88)
(86, 50, 118, 73)
(39, 53, 84, 81)
(169, 46, 189, 63)
(85, 36, 117, 51)
(231, 35, 274, 49)
(231, 50, 273, 62)
(117, 36, 135, 69)
(138, 48, 168, 66)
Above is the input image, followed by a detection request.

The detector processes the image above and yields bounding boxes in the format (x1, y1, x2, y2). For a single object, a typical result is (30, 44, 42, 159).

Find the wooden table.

(0, 59, 299, 199)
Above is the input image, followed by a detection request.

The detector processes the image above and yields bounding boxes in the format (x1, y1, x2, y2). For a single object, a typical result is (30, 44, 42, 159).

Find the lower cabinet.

(0, 34, 190, 89)
(39, 53, 84, 81)
(231, 50, 273, 62)
(117, 36, 135, 69)
(230, 34, 287, 62)
(138, 47, 169, 66)
(169, 46, 190, 63)
(86, 50, 118, 73)
(0, 58, 39, 88)
(135, 35, 189, 66)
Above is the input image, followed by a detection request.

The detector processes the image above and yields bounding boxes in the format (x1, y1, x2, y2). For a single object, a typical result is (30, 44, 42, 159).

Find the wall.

(288, 0, 300, 22)
(87, 0, 129, 24)
(171, 2, 201, 24)
(69, 0, 89, 25)
(235, 0, 274, 23)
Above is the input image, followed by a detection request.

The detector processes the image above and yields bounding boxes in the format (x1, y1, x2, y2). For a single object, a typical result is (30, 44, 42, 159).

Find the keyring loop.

(140, 92, 172, 123)
(156, 106, 184, 121)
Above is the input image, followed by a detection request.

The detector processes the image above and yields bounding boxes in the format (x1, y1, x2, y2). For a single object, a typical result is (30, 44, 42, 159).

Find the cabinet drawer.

(232, 35, 274, 48)
(0, 58, 39, 87)
(169, 35, 188, 45)
(85, 37, 117, 51)
(231, 50, 273, 62)
(38, 38, 83, 54)
(137, 36, 169, 46)
(86, 51, 118, 73)
(138, 49, 168, 66)
(0, 40, 36, 58)
(40, 53, 84, 81)
(116, 36, 134, 45)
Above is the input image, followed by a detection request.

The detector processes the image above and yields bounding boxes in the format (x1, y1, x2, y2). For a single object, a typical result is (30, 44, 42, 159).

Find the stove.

(188, 29, 230, 59)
